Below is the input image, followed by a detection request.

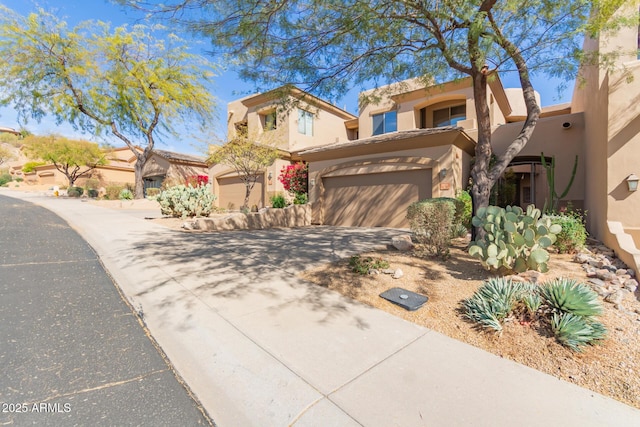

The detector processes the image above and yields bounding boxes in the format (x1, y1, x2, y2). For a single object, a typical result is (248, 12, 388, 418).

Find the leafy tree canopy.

(208, 127, 279, 210)
(22, 135, 109, 186)
(0, 6, 217, 197)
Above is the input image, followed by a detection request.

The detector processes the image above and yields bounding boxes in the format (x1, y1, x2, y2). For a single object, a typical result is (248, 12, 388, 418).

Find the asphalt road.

(0, 195, 212, 426)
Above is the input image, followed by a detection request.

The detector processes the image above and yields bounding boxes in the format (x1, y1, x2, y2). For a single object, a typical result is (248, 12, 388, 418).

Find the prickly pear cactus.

(468, 205, 562, 273)
(156, 184, 216, 218)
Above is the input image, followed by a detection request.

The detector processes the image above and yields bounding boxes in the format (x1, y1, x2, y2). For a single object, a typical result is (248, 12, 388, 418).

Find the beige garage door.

(217, 175, 264, 210)
(323, 170, 432, 228)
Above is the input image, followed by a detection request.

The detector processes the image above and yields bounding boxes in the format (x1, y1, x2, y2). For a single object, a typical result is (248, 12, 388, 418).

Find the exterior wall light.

(627, 173, 639, 192)
(268, 171, 273, 185)
(439, 168, 447, 179)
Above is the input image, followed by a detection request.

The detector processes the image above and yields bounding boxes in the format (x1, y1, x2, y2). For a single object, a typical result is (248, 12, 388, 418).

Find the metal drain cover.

(379, 287, 428, 311)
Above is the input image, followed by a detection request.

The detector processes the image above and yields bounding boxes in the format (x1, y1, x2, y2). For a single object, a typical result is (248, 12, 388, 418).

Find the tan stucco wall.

(490, 113, 586, 209)
(308, 145, 463, 224)
(357, 78, 508, 138)
(227, 93, 353, 151)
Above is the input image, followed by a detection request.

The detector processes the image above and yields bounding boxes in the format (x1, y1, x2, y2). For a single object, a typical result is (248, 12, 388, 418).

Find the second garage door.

(217, 175, 264, 210)
(322, 169, 432, 228)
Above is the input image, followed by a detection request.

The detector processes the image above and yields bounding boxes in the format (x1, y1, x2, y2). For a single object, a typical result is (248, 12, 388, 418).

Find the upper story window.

(262, 111, 277, 131)
(433, 105, 466, 127)
(372, 110, 397, 135)
(298, 109, 313, 136)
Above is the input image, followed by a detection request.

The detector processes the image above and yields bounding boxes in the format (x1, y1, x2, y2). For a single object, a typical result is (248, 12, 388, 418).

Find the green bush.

(0, 173, 12, 186)
(407, 198, 459, 258)
(547, 212, 587, 253)
(156, 184, 216, 218)
(119, 188, 133, 200)
(456, 190, 473, 229)
(462, 277, 528, 332)
(469, 205, 561, 273)
(22, 161, 46, 173)
(539, 278, 602, 317)
(550, 313, 607, 352)
(349, 255, 390, 275)
(105, 184, 125, 200)
(15, 177, 23, 182)
(67, 186, 84, 197)
(270, 194, 287, 209)
(464, 276, 607, 351)
(293, 192, 308, 205)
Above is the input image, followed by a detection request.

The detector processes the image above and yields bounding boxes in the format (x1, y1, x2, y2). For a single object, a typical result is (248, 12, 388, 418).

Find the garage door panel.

(323, 170, 431, 228)
(218, 176, 264, 210)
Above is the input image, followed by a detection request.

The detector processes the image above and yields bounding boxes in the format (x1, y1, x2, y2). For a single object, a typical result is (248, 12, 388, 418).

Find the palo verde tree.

(207, 127, 279, 211)
(0, 7, 216, 198)
(123, 0, 631, 226)
(207, 128, 279, 210)
(23, 135, 108, 187)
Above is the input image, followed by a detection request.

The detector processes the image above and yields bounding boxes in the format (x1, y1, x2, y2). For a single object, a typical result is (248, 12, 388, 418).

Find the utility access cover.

(379, 287, 428, 311)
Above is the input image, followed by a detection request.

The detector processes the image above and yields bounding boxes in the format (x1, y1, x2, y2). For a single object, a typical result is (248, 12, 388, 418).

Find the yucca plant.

(550, 312, 607, 352)
(539, 278, 602, 316)
(463, 277, 526, 332)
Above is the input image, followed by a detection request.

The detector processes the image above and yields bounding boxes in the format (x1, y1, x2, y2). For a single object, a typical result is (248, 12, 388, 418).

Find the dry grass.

(300, 238, 640, 409)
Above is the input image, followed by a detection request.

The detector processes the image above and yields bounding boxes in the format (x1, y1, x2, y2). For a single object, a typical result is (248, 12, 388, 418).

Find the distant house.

(211, 86, 356, 210)
(142, 149, 208, 193)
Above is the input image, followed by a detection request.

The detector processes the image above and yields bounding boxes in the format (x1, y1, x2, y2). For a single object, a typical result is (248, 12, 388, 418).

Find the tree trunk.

(134, 154, 147, 199)
(470, 69, 493, 239)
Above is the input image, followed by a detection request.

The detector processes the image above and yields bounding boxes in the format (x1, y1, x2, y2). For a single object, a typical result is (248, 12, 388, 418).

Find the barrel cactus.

(469, 205, 561, 273)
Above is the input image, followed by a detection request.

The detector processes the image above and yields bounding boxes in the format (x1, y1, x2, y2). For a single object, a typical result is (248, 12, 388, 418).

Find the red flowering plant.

(185, 174, 209, 187)
(278, 162, 308, 204)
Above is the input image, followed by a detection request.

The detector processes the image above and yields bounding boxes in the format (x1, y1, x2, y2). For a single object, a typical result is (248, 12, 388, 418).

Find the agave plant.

(462, 277, 527, 332)
(539, 278, 602, 317)
(550, 312, 607, 352)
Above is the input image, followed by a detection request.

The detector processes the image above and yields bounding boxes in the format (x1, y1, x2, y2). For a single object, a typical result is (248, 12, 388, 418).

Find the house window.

(298, 109, 313, 136)
(433, 105, 466, 127)
(372, 110, 397, 135)
(262, 111, 277, 131)
(234, 121, 248, 136)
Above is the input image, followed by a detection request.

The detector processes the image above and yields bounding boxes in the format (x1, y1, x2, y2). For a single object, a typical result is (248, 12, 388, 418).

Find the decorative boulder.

(392, 235, 414, 251)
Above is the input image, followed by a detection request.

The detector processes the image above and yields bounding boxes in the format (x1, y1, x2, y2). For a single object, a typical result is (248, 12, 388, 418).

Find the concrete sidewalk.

(6, 190, 640, 426)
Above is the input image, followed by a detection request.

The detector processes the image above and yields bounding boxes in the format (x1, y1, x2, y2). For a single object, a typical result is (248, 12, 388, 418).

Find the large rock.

(392, 235, 414, 251)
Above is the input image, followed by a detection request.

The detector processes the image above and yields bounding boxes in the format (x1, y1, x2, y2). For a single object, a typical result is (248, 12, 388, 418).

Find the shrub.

(67, 186, 84, 197)
(279, 162, 308, 194)
(15, 177, 23, 182)
(156, 184, 216, 218)
(87, 189, 99, 198)
(550, 313, 607, 352)
(105, 184, 125, 200)
(547, 212, 587, 253)
(464, 276, 607, 351)
(462, 277, 528, 332)
(22, 161, 46, 173)
(469, 205, 561, 273)
(119, 188, 133, 200)
(349, 255, 390, 275)
(539, 278, 602, 317)
(293, 192, 308, 205)
(0, 173, 11, 186)
(145, 188, 160, 198)
(407, 198, 459, 258)
(271, 194, 287, 209)
(456, 190, 473, 229)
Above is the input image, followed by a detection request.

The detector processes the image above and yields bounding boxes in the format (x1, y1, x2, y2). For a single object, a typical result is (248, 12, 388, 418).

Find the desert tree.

(121, 0, 633, 224)
(0, 7, 216, 198)
(207, 126, 280, 210)
(22, 135, 108, 187)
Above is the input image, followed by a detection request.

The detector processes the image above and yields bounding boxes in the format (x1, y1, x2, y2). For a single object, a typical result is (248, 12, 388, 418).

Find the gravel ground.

(300, 238, 640, 410)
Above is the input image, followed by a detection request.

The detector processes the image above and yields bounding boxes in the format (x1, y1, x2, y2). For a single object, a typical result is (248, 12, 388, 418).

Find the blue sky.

(0, 0, 574, 155)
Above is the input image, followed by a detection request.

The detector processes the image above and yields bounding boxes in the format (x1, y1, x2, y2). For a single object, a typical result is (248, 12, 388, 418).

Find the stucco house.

(141, 149, 208, 193)
(219, 8, 640, 273)
(210, 86, 356, 210)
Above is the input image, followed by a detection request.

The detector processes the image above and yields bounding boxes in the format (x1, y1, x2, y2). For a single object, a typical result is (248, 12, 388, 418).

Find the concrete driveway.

(5, 190, 640, 427)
